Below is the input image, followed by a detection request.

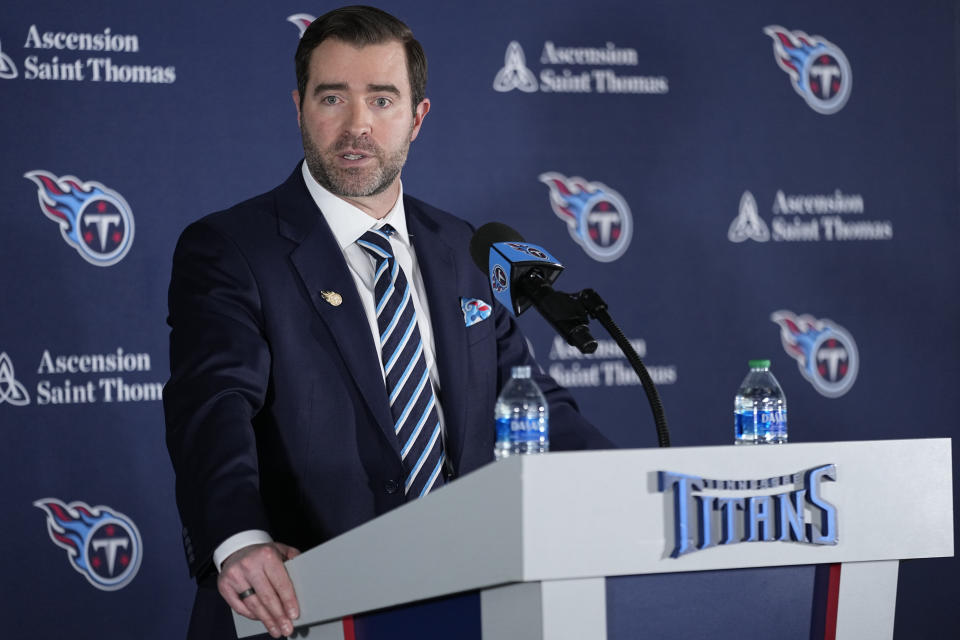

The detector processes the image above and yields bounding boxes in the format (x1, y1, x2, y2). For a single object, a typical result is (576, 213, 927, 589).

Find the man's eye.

(322, 96, 339, 105)
(373, 97, 391, 108)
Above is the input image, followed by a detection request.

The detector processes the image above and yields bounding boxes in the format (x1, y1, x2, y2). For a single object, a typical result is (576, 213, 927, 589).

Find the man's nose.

(345, 101, 372, 138)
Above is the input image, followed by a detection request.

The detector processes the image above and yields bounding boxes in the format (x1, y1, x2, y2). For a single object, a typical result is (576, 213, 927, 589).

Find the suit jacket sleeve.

(163, 220, 273, 578)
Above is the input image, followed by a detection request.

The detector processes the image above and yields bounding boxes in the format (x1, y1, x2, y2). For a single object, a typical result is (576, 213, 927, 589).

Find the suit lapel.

(275, 168, 399, 457)
(406, 198, 470, 472)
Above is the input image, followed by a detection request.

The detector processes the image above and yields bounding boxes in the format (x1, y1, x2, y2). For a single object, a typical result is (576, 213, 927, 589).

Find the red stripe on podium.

(342, 615, 356, 640)
(823, 563, 842, 640)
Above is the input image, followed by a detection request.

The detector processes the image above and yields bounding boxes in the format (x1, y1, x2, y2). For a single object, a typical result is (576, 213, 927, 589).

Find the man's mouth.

(342, 153, 365, 160)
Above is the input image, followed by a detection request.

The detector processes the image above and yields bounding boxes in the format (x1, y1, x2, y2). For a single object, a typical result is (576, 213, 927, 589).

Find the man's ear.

(292, 90, 302, 127)
(410, 98, 431, 142)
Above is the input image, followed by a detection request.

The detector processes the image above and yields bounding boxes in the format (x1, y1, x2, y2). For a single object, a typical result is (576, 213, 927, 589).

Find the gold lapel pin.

(320, 290, 343, 307)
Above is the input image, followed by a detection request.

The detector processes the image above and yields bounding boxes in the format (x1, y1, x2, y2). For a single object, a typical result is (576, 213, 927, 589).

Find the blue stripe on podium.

(351, 591, 481, 640)
(606, 565, 823, 640)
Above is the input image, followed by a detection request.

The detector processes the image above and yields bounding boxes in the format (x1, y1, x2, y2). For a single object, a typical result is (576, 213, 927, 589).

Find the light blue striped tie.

(357, 226, 446, 498)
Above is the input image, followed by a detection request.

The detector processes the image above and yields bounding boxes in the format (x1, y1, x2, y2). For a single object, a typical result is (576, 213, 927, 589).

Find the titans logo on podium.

(34, 498, 142, 590)
(24, 170, 135, 266)
(658, 464, 838, 557)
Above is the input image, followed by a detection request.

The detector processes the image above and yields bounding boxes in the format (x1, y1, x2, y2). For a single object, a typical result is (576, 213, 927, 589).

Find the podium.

(234, 438, 953, 640)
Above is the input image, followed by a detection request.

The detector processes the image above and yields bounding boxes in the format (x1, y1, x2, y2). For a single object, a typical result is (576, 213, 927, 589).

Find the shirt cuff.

(213, 530, 274, 572)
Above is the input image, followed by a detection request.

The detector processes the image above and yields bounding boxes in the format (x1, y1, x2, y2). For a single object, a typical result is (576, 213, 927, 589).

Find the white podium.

(234, 438, 953, 640)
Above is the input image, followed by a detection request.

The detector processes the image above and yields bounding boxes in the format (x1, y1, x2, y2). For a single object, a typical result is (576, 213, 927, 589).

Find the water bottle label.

(758, 409, 786, 437)
(495, 416, 512, 443)
(496, 416, 545, 444)
(735, 411, 756, 441)
(735, 409, 787, 443)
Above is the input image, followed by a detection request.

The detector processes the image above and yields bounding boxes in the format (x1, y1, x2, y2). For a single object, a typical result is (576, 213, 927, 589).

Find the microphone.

(470, 222, 597, 354)
(469, 222, 563, 315)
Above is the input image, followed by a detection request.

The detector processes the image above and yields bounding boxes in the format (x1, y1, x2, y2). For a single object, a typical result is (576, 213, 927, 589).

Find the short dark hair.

(295, 5, 427, 113)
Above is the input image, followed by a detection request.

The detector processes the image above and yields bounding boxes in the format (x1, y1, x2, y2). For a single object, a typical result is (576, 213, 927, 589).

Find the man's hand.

(217, 542, 302, 638)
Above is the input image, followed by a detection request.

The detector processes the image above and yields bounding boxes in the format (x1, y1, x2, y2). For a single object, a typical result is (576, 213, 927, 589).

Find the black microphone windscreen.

(469, 222, 525, 272)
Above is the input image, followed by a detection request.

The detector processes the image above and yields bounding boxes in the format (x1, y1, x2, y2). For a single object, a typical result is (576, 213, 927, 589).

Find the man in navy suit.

(164, 6, 611, 639)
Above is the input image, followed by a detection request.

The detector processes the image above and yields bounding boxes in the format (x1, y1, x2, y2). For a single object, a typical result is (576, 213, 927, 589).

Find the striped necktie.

(357, 225, 446, 498)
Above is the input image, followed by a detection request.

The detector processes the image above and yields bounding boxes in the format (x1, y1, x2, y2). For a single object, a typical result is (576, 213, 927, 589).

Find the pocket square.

(460, 297, 492, 327)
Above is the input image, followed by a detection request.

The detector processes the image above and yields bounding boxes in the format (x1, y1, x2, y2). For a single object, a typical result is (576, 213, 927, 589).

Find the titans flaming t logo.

(539, 172, 633, 262)
(24, 170, 135, 267)
(287, 13, 315, 38)
(34, 498, 143, 591)
(771, 310, 859, 398)
(505, 242, 548, 259)
(764, 26, 852, 115)
(491, 264, 508, 292)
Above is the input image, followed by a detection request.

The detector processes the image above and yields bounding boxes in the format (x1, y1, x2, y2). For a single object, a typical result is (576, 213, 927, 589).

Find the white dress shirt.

(213, 162, 447, 571)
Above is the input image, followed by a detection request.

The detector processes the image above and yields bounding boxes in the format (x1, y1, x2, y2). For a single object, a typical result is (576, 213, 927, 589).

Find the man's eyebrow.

(311, 82, 348, 96)
(367, 83, 400, 95)
(310, 83, 400, 97)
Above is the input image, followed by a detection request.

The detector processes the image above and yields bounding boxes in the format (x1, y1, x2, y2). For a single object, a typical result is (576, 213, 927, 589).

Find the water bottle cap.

(511, 365, 532, 379)
(748, 359, 771, 369)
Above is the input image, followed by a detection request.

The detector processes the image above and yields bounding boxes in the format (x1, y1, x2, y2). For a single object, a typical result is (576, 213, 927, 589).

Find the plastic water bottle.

(734, 360, 788, 444)
(494, 366, 549, 459)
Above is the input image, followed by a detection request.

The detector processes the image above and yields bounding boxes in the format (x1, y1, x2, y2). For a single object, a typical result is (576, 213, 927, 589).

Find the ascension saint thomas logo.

(728, 191, 770, 243)
(493, 41, 538, 93)
(0, 352, 30, 405)
(0, 37, 17, 79)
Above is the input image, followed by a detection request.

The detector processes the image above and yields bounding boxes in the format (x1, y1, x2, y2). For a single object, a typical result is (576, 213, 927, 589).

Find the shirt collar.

(300, 160, 409, 250)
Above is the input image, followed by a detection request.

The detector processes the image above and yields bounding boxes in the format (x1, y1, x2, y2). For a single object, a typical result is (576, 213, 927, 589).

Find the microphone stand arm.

(519, 272, 671, 447)
(577, 288, 672, 448)
(521, 272, 598, 356)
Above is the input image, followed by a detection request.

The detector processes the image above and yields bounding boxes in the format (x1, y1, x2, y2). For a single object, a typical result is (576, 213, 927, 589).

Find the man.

(164, 6, 611, 639)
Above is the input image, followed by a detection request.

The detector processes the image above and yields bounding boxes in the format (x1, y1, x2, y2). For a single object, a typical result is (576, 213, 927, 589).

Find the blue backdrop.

(1, 1, 957, 637)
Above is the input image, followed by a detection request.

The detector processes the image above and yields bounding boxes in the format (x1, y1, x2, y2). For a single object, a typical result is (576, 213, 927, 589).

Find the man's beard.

(301, 125, 411, 199)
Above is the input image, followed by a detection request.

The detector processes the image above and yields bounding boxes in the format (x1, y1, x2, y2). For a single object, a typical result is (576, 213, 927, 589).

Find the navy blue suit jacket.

(163, 166, 611, 638)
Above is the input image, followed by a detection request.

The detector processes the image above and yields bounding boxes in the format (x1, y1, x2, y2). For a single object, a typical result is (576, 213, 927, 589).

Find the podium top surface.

(234, 438, 954, 637)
